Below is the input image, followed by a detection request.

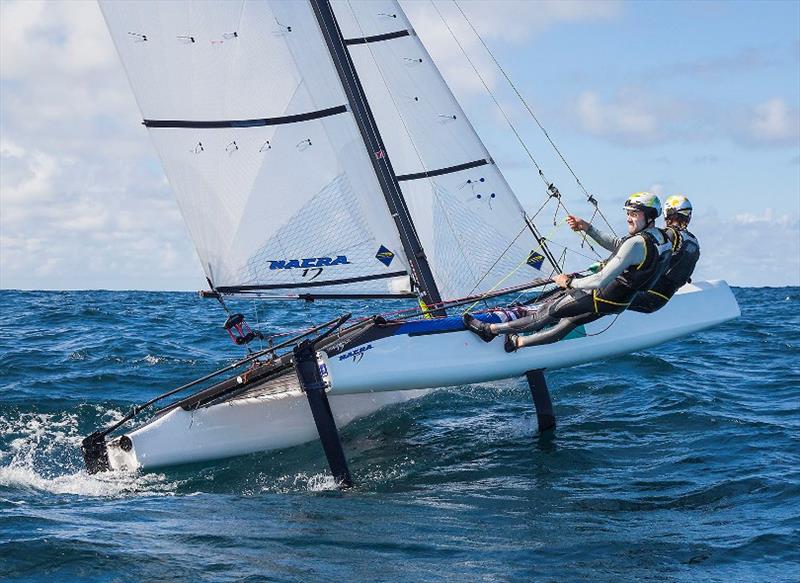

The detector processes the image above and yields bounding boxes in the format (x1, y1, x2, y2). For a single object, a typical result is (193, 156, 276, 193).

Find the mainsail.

(100, 0, 551, 301)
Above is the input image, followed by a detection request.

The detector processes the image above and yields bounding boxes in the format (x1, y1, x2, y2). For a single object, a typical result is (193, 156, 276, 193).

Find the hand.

(554, 273, 571, 289)
(566, 215, 589, 232)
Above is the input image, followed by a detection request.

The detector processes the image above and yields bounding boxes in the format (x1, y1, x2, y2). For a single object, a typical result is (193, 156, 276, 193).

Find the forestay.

(332, 0, 548, 299)
(100, 0, 412, 296)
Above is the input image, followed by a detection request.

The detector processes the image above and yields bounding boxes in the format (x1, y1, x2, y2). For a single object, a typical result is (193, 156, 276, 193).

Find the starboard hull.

(323, 280, 740, 394)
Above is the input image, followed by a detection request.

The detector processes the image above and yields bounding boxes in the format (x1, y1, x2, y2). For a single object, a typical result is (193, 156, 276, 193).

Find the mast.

(309, 0, 445, 314)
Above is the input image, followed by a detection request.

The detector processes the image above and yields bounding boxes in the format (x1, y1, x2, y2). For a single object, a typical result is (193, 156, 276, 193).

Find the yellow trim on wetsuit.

(668, 227, 681, 253)
(592, 290, 631, 313)
(646, 289, 671, 301)
(635, 233, 648, 270)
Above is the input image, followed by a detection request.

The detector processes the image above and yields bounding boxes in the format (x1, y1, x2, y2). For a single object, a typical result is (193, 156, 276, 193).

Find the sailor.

(628, 195, 700, 313)
(463, 192, 672, 351)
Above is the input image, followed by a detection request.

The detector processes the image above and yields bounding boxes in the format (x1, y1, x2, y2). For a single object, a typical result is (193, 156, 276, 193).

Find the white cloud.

(572, 90, 800, 150)
(692, 208, 800, 287)
(745, 98, 800, 146)
(576, 90, 662, 144)
(0, 0, 115, 80)
(402, 0, 622, 94)
(0, 1, 200, 290)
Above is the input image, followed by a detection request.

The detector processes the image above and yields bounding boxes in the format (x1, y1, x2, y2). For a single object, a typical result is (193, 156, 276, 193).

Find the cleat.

(462, 313, 496, 342)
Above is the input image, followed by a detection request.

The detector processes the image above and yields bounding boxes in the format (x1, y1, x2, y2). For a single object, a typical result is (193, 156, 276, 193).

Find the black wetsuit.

(628, 227, 700, 313)
(494, 228, 672, 348)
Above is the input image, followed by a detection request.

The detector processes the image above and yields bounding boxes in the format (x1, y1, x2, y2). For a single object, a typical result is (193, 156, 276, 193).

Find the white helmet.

(664, 195, 692, 220)
(623, 192, 662, 222)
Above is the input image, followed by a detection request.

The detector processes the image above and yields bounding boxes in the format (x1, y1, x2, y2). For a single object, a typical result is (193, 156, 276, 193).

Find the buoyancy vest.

(593, 228, 672, 313)
(647, 227, 700, 300)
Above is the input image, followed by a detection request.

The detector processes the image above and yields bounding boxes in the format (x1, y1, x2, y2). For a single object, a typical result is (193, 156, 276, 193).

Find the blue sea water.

(0, 287, 798, 582)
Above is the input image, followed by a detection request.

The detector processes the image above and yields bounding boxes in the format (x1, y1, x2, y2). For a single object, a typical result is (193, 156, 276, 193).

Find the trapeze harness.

(495, 229, 672, 347)
(628, 227, 700, 314)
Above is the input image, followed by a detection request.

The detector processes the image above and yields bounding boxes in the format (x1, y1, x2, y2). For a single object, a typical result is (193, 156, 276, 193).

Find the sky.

(1, 0, 798, 290)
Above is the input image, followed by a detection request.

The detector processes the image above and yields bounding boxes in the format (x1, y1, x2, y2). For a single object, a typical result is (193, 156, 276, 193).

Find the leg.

(516, 313, 601, 348)
(463, 293, 565, 341)
(628, 290, 668, 313)
(491, 291, 573, 334)
(505, 291, 597, 351)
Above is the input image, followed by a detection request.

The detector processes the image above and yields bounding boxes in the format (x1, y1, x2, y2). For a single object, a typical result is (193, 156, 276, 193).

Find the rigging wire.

(463, 217, 567, 310)
(428, 2, 561, 198)
(428, 0, 600, 269)
(451, 0, 618, 237)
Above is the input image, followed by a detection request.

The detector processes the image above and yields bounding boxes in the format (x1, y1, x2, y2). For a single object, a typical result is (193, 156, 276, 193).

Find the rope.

(429, 0, 602, 266)
(584, 312, 622, 337)
(463, 218, 566, 312)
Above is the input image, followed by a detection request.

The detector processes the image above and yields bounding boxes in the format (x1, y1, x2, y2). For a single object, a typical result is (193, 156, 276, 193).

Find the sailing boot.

(462, 313, 497, 342)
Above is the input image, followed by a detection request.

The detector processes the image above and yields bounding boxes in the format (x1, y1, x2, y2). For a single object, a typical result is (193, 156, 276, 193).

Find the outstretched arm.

(566, 215, 622, 251)
(585, 225, 623, 252)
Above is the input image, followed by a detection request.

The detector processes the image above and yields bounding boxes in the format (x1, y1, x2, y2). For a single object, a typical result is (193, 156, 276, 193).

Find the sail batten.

(142, 105, 348, 128)
(216, 271, 408, 293)
(343, 30, 410, 45)
(396, 159, 490, 182)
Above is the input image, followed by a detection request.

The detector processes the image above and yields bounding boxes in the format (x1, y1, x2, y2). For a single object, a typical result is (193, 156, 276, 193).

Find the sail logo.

(338, 344, 373, 363)
(375, 245, 395, 267)
(527, 251, 545, 270)
(268, 256, 351, 270)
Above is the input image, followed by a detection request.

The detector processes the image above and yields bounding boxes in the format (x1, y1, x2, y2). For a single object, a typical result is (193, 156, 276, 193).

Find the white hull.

(323, 280, 740, 393)
(110, 280, 738, 471)
(109, 388, 428, 470)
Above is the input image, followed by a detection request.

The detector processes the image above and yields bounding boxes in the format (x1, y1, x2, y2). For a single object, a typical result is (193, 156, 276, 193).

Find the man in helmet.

(628, 195, 700, 313)
(463, 192, 673, 350)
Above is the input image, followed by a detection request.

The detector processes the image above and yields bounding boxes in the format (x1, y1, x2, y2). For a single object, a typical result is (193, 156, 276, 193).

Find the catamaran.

(83, 0, 740, 485)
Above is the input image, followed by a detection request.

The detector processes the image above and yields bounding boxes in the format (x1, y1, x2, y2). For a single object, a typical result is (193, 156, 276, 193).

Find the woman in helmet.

(628, 195, 700, 313)
(463, 193, 673, 350)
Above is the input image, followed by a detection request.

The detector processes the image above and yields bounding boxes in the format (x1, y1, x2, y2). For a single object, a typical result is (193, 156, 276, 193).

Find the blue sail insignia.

(527, 251, 545, 270)
(375, 245, 395, 267)
(268, 256, 351, 270)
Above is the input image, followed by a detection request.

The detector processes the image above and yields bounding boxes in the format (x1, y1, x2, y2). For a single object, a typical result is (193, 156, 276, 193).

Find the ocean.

(1, 287, 798, 582)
